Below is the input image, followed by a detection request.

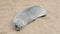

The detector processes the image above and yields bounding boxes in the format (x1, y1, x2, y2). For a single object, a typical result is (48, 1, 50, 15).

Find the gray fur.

(13, 6, 47, 31)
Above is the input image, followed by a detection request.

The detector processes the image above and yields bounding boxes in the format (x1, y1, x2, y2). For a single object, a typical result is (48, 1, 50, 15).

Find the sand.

(0, 0, 60, 34)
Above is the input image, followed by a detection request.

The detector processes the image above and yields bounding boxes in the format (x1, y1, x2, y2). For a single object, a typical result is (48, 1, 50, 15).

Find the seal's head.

(14, 23, 22, 31)
(13, 19, 25, 31)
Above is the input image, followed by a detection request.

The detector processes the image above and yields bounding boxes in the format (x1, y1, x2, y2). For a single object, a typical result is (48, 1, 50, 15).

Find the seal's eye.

(15, 25, 19, 29)
(15, 25, 19, 28)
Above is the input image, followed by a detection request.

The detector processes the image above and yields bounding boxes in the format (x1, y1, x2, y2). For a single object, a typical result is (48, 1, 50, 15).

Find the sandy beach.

(0, 0, 60, 34)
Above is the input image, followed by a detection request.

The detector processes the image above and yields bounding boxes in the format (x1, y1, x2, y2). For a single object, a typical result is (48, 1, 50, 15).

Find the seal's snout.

(15, 24, 21, 31)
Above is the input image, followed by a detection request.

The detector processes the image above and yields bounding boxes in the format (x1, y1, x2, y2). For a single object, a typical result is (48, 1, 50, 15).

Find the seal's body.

(13, 6, 47, 31)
